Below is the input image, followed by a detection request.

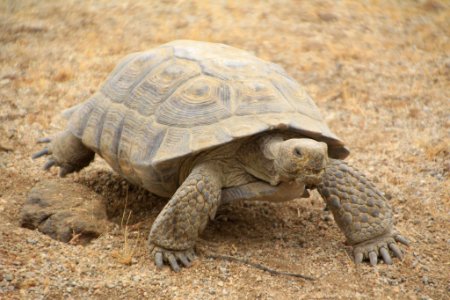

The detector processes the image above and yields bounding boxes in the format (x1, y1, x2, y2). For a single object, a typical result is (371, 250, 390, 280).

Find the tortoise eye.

(293, 148, 302, 157)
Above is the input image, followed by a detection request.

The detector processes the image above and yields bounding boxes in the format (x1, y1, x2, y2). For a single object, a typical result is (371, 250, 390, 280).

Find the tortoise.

(33, 40, 408, 271)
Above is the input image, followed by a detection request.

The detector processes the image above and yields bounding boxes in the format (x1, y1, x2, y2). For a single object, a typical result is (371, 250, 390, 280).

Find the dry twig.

(206, 254, 315, 280)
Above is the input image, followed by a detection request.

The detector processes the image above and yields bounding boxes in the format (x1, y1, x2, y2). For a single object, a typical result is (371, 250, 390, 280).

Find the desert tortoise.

(33, 40, 408, 271)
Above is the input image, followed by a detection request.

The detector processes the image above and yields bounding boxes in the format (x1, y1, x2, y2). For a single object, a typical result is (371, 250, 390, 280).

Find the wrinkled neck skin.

(236, 134, 284, 186)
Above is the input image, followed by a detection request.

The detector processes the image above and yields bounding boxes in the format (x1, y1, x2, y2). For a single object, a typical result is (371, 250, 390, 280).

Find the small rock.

(209, 288, 216, 295)
(318, 12, 338, 22)
(4, 274, 14, 281)
(323, 214, 333, 222)
(24, 272, 36, 278)
(106, 282, 115, 289)
(26, 238, 38, 245)
(422, 276, 429, 285)
(131, 275, 141, 282)
(420, 265, 430, 272)
(0, 79, 10, 86)
(67, 281, 77, 287)
(66, 287, 73, 293)
(21, 180, 112, 244)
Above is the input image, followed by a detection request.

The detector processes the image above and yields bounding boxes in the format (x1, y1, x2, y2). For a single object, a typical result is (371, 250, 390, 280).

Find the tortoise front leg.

(148, 162, 222, 272)
(316, 159, 409, 265)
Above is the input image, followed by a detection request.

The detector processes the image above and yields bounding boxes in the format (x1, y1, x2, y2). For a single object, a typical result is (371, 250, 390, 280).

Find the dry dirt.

(0, 0, 449, 299)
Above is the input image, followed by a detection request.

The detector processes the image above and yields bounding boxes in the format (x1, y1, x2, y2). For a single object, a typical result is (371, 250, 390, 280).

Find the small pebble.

(422, 276, 429, 285)
(0, 79, 10, 86)
(24, 272, 35, 278)
(4, 274, 13, 281)
(26, 238, 38, 245)
(106, 282, 115, 289)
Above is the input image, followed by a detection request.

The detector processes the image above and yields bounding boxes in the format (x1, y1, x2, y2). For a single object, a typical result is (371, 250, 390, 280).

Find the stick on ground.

(206, 254, 316, 280)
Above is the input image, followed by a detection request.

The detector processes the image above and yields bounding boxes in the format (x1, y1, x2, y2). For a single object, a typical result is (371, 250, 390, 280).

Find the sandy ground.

(0, 0, 449, 299)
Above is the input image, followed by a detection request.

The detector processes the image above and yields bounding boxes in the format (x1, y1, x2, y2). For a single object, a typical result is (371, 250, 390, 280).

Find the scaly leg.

(148, 162, 222, 272)
(32, 130, 95, 177)
(317, 159, 408, 265)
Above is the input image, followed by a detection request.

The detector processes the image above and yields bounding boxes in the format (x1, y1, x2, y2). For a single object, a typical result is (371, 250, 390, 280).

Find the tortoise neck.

(235, 133, 285, 186)
(258, 134, 284, 160)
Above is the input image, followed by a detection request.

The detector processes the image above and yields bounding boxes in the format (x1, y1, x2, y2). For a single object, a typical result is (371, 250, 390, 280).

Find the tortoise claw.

(167, 253, 180, 272)
(369, 251, 378, 266)
(354, 252, 363, 264)
(32, 148, 50, 159)
(394, 235, 409, 246)
(43, 159, 56, 170)
(59, 165, 75, 178)
(176, 253, 192, 267)
(389, 242, 403, 259)
(37, 137, 51, 144)
(155, 252, 164, 269)
(380, 247, 392, 265)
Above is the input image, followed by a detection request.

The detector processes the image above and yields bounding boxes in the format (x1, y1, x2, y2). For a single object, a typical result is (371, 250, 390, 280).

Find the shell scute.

(233, 79, 294, 115)
(155, 75, 232, 127)
(124, 58, 202, 116)
(101, 47, 173, 103)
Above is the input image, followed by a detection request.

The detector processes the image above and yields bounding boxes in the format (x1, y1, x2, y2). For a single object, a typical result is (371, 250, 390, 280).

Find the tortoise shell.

(68, 40, 349, 197)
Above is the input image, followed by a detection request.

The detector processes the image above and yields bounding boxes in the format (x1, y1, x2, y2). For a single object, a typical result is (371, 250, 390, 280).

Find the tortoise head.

(272, 138, 328, 185)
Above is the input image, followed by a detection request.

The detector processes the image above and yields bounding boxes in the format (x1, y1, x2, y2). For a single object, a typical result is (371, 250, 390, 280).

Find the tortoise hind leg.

(33, 130, 95, 177)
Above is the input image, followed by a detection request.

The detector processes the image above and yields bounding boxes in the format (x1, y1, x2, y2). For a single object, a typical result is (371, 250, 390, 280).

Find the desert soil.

(0, 0, 449, 299)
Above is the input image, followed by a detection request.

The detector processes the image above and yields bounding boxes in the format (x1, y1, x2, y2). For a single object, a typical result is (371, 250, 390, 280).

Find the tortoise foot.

(32, 131, 94, 177)
(149, 243, 196, 272)
(352, 231, 409, 266)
